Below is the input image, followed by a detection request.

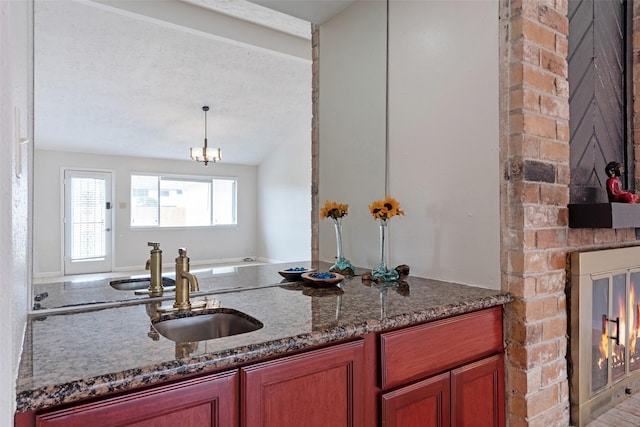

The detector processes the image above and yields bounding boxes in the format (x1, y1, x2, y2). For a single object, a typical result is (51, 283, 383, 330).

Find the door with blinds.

(64, 170, 112, 275)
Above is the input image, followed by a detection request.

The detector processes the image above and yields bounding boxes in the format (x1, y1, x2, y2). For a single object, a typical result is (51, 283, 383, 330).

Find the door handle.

(105, 228, 111, 232)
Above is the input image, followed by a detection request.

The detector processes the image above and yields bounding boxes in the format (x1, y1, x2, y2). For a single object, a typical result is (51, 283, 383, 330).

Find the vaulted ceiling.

(34, 0, 353, 165)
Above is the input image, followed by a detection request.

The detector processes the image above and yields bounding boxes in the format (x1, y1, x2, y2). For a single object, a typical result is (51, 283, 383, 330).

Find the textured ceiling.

(34, 0, 316, 165)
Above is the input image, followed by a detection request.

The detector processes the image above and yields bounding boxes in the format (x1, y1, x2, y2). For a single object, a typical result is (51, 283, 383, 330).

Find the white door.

(64, 170, 112, 275)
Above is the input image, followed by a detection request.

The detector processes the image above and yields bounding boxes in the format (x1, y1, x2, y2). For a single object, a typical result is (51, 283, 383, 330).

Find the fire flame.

(610, 293, 627, 368)
(597, 285, 632, 369)
(598, 319, 608, 369)
(619, 295, 626, 348)
(595, 278, 640, 383)
(631, 283, 637, 356)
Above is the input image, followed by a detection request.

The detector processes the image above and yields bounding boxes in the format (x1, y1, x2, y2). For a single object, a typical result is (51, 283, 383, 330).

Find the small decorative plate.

(301, 272, 345, 288)
(278, 267, 316, 281)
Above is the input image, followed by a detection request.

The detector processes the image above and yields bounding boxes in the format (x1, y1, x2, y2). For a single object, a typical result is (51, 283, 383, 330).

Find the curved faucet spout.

(180, 271, 199, 292)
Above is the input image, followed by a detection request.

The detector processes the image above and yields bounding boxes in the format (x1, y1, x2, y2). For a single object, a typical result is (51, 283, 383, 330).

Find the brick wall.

(502, 0, 640, 426)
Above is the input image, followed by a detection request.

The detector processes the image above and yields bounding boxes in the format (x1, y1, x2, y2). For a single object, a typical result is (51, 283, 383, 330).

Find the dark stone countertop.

(31, 261, 320, 311)
(17, 262, 512, 413)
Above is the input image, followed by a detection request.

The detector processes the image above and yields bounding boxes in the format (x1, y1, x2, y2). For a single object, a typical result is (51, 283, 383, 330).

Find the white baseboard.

(32, 271, 63, 279)
(34, 257, 267, 280)
(114, 257, 265, 273)
(255, 256, 284, 263)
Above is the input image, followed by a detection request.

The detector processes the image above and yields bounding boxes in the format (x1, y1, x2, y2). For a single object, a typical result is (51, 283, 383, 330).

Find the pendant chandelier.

(190, 106, 221, 165)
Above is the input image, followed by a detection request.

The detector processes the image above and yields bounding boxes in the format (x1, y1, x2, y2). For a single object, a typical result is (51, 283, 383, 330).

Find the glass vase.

(372, 219, 399, 281)
(330, 218, 355, 275)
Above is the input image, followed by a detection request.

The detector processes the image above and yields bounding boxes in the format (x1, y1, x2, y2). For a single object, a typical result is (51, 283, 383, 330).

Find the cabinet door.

(35, 370, 238, 427)
(240, 340, 364, 427)
(380, 372, 451, 427)
(451, 354, 504, 427)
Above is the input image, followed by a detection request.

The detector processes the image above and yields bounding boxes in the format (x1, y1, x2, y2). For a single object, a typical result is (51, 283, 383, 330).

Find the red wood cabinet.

(379, 308, 505, 427)
(380, 355, 504, 427)
(452, 354, 505, 427)
(379, 306, 503, 389)
(240, 339, 365, 427)
(16, 307, 504, 427)
(32, 370, 237, 427)
(381, 372, 451, 427)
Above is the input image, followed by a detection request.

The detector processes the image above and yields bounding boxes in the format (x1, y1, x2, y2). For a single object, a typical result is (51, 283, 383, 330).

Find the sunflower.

(368, 200, 387, 220)
(369, 196, 405, 220)
(383, 196, 405, 217)
(320, 200, 349, 220)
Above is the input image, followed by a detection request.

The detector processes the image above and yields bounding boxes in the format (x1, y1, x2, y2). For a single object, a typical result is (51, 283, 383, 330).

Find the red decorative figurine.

(606, 161, 639, 203)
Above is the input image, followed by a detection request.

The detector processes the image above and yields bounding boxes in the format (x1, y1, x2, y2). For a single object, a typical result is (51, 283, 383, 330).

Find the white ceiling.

(250, 0, 355, 24)
(34, 0, 352, 165)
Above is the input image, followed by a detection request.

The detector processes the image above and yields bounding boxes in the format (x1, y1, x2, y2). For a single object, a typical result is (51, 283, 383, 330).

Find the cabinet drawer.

(380, 306, 503, 389)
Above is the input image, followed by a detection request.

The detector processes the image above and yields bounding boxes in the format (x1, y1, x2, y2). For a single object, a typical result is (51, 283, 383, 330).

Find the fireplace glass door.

(591, 271, 640, 394)
(630, 272, 640, 373)
(569, 247, 640, 426)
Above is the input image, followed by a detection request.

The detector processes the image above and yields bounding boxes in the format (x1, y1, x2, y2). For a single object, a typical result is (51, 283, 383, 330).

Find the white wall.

(257, 130, 311, 262)
(318, 0, 388, 269)
(318, 0, 500, 288)
(387, 0, 500, 288)
(0, 0, 31, 422)
(33, 150, 260, 275)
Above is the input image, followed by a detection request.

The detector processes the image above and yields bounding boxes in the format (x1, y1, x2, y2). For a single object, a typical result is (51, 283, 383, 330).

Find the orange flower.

(320, 200, 349, 220)
(369, 196, 405, 220)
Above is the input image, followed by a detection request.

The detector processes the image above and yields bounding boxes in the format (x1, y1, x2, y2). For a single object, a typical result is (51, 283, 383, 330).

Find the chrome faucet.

(145, 242, 164, 295)
(174, 248, 199, 310)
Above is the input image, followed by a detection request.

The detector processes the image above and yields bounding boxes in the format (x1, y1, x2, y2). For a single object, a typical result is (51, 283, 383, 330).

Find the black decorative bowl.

(278, 267, 316, 281)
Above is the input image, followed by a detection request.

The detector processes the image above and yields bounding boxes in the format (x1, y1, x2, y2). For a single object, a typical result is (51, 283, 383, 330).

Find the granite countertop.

(31, 261, 319, 311)
(17, 263, 512, 413)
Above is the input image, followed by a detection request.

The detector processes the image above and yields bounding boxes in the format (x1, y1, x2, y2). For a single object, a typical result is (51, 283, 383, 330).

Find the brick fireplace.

(498, 0, 640, 426)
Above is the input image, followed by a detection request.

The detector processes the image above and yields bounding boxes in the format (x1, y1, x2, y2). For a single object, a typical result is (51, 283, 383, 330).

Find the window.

(130, 174, 236, 227)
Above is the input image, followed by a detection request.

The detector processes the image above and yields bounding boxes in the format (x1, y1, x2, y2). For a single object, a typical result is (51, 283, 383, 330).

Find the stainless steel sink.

(110, 277, 175, 291)
(152, 309, 263, 342)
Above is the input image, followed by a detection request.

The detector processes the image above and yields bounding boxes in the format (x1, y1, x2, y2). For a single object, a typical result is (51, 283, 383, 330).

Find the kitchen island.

(17, 262, 512, 426)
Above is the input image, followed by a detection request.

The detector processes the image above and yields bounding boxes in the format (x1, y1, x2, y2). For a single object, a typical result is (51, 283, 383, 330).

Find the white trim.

(59, 166, 117, 275)
(32, 257, 266, 283)
(131, 170, 238, 181)
(129, 224, 239, 231)
(112, 256, 263, 273)
(255, 256, 284, 264)
(129, 173, 238, 228)
(58, 167, 64, 276)
(61, 167, 116, 274)
(32, 270, 63, 280)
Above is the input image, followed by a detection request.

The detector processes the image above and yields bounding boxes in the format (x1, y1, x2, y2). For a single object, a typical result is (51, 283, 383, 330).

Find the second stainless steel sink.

(152, 308, 263, 342)
(110, 277, 175, 291)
